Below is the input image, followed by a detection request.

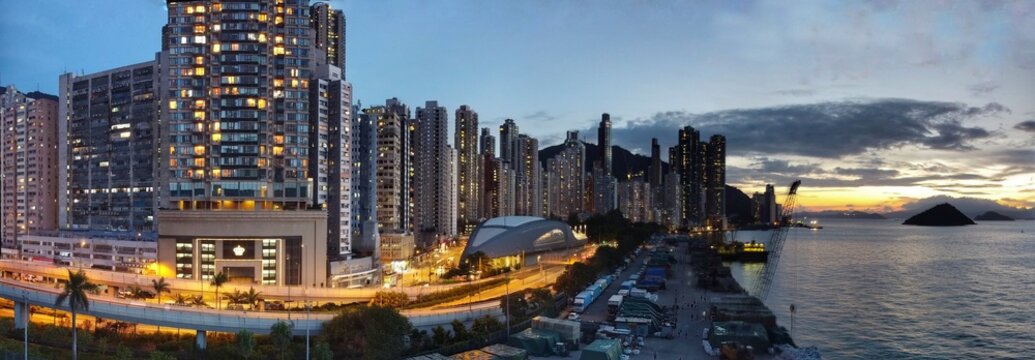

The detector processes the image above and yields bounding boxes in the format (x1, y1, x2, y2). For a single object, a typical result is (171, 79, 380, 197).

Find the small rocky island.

(974, 211, 1014, 221)
(902, 203, 976, 226)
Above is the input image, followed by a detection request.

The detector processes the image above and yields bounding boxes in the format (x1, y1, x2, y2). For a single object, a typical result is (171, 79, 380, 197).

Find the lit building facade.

(515, 134, 540, 216)
(385, 97, 412, 232)
(455, 105, 480, 230)
(159, 0, 316, 212)
(414, 101, 455, 241)
(546, 131, 585, 218)
(598, 113, 612, 177)
(618, 178, 652, 223)
(369, 106, 403, 232)
(58, 61, 159, 235)
(703, 134, 726, 229)
(499, 119, 519, 168)
(676, 126, 702, 227)
(1, 87, 60, 253)
(350, 102, 379, 256)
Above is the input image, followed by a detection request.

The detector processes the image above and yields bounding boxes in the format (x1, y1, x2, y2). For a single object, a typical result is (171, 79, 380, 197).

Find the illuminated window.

(195, 56, 205, 65)
(274, 35, 284, 44)
(194, 111, 206, 120)
(274, 135, 284, 144)
(168, 100, 178, 110)
(273, 46, 285, 55)
(272, 146, 284, 155)
(119, 131, 132, 139)
(258, 33, 267, 43)
(290, 79, 298, 88)
(273, 78, 284, 87)
(194, 5, 205, 13)
(194, 35, 207, 44)
(194, 99, 206, 109)
(194, 25, 205, 34)
(211, 43, 221, 53)
(258, 13, 268, 22)
(211, 133, 222, 142)
(211, 87, 221, 96)
(193, 145, 206, 155)
(275, 16, 283, 25)
(194, 67, 205, 76)
(257, 99, 267, 109)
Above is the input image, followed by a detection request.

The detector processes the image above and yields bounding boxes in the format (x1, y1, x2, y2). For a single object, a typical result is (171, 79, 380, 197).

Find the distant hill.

(886, 195, 1034, 220)
(799, 210, 887, 220)
(902, 203, 975, 226)
(725, 185, 754, 225)
(974, 211, 1014, 221)
(538, 142, 668, 179)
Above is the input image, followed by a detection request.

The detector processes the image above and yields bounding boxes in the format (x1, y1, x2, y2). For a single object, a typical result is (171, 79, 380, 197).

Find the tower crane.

(753, 180, 801, 300)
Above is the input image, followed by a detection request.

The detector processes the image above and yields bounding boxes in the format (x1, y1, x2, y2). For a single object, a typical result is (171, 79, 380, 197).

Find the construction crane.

(753, 180, 801, 300)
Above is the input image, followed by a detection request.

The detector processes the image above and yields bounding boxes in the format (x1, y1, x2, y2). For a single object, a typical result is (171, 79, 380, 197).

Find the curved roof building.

(461, 216, 585, 260)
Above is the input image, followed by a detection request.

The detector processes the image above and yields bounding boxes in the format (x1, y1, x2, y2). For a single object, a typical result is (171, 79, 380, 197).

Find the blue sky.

(1, 0, 1032, 209)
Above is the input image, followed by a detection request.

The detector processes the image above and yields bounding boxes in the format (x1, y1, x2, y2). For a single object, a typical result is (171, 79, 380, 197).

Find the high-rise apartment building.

(676, 126, 702, 227)
(546, 131, 585, 218)
(350, 102, 378, 256)
(58, 60, 160, 234)
(499, 119, 519, 168)
(662, 172, 682, 229)
(454, 105, 480, 230)
(1, 87, 59, 251)
(311, 65, 353, 258)
(414, 101, 455, 242)
(479, 127, 495, 157)
(385, 97, 412, 232)
(160, 0, 315, 211)
(370, 106, 403, 232)
(157, 0, 338, 285)
(515, 134, 540, 216)
(598, 113, 612, 177)
(618, 178, 652, 223)
(704, 135, 726, 229)
(309, 2, 346, 71)
(649, 137, 663, 201)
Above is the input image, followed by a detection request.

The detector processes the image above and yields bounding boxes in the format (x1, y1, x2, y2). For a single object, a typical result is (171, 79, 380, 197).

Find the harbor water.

(728, 219, 1035, 359)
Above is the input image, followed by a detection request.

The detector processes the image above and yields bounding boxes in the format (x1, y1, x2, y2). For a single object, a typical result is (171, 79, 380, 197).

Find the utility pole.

(505, 271, 510, 337)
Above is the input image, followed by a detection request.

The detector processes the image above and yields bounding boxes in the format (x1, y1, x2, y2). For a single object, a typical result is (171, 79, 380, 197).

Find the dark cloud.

(610, 99, 1005, 158)
(967, 81, 999, 96)
(1014, 120, 1035, 132)
(833, 167, 900, 178)
(523, 110, 558, 123)
(753, 157, 823, 175)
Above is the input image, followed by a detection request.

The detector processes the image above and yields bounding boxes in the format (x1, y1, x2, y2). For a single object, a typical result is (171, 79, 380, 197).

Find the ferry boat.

(715, 241, 769, 262)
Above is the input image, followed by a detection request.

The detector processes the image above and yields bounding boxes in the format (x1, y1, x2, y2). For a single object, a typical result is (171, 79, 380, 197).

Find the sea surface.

(727, 218, 1035, 360)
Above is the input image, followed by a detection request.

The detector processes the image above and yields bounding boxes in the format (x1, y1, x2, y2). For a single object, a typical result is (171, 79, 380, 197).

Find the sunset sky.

(1, 0, 1032, 211)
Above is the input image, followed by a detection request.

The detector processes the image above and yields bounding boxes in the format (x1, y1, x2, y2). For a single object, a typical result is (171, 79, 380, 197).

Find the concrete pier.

(13, 300, 28, 329)
(195, 330, 206, 349)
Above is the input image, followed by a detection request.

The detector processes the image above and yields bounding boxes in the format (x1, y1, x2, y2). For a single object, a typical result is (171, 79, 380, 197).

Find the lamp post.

(505, 271, 510, 337)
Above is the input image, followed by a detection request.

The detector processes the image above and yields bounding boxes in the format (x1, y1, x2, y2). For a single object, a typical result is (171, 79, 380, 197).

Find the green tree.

(210, 271, 229, 310)
(322, 305, 413, 360)
(151, 277, 171, 304)
(236, 329, 256, 360)
(471, 315, 504, 338)
(450, 319, 469, 342)
(55, 269, 99, 360)
(113, 345, 133, 360)
(370, 290, 409, 307)
(242, 287, 262, 310)
(149, 352, 176, 360)
(431, 325, 449, 345)
(269, 320, 294, 360)
(312, 342, 334, 360)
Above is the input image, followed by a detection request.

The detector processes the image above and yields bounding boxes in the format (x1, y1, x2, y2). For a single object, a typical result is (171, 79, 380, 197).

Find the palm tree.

(242, 287, 262, 310)
(191, 295, 208, 308)
(209, 272, 229, 310)
(55, 269, 99, 360)
(174, 293, 189, 306)
(151, 278, 171, 304)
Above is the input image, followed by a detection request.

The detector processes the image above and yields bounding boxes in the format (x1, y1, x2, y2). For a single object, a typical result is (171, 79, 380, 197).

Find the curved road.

(0, 278, 501, 336)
